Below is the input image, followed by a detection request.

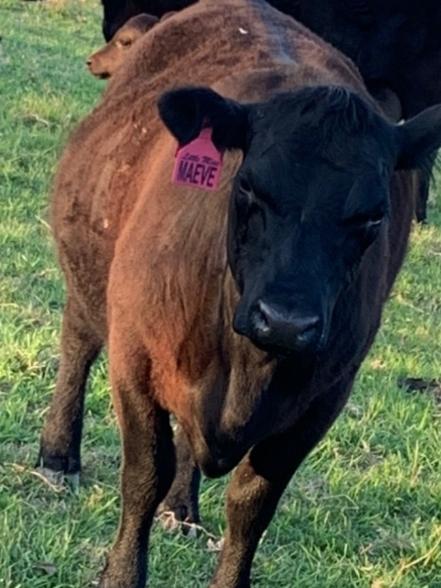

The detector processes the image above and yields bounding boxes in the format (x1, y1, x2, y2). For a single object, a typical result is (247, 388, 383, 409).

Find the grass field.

(1, 1, 441, 586)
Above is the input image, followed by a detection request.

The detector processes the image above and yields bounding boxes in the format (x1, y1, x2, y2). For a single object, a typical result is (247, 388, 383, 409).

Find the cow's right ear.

(158, 86, 249, 151)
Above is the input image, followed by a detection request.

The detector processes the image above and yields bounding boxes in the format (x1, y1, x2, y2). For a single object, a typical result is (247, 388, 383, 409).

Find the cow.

(37, 1, 441, 586)
(87, 14, 160, 79)
(100, 0, 441, 221)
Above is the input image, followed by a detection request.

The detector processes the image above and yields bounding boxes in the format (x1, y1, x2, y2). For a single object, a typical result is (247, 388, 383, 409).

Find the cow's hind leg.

(158, 424, 201, 531)
(100, 339, 175, 588)
(210, 381, 352, 588)
(37, 297, 102, 483)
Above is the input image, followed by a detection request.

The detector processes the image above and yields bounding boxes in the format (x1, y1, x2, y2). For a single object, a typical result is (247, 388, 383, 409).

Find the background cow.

(38, 1, 441, 586)
(101, 0, 441, 221)
(88, 12, 177, 79)
(87, 14, 160, 79)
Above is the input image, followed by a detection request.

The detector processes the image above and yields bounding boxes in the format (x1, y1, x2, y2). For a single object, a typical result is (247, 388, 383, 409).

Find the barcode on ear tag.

(172, 128, 223, 191)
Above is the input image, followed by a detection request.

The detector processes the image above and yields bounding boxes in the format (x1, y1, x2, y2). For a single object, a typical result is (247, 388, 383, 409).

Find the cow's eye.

(343, 212, 384, 231)
(239, 178, 253, 194)
(236, 179, 254, 208)
(364, 217, 383, 231)
(117, 38, 133, 48)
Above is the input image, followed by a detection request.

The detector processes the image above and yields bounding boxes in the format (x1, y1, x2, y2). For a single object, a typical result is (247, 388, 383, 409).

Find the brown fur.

(39, 1, 417, 585)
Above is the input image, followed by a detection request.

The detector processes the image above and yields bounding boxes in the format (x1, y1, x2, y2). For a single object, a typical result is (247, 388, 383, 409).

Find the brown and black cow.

(38, 1, 441, 586)
(101, 0, 441, 221)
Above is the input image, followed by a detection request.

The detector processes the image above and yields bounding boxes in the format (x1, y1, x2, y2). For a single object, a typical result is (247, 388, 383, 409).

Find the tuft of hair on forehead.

(266, 85, 382, 138)
(248, 85, 397, 180)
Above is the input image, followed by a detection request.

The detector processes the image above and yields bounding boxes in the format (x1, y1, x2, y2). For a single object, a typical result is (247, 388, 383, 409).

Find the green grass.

(1, 1, 441, 586)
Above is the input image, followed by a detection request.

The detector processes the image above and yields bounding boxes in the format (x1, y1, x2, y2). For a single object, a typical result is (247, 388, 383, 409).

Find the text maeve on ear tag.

(172, 128, 223, 191)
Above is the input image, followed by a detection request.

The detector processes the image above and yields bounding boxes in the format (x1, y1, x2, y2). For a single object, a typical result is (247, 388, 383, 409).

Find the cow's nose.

(251, 301, 321, 352)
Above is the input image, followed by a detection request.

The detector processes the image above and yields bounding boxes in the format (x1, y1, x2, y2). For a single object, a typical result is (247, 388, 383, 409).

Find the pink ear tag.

(172, 128, 224, 191)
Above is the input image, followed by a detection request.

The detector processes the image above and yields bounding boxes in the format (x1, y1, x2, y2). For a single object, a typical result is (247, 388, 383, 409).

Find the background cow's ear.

(158, 86, 249, 151)
(396, 104, 441, 170)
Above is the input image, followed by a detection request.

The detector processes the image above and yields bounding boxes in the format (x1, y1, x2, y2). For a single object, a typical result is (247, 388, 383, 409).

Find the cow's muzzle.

(235, 300, 323, 356)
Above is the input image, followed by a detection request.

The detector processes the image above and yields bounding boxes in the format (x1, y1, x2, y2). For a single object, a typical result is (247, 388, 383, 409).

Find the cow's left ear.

(158, 86, 249, 150)
(395, 104, 441, 170)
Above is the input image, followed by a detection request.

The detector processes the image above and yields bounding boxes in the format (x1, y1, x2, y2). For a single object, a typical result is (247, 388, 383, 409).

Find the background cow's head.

(159, 86, 441, 358)
(88, 14, 159, 79)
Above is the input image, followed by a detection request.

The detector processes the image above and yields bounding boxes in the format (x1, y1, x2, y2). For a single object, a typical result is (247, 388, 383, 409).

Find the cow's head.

(159, 86, 441, 358)
(88, 14, 158, 79)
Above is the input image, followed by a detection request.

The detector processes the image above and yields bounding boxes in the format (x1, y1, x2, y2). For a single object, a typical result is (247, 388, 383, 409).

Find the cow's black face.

(227, 90, 394, 356)
(159, 85, 441, 357)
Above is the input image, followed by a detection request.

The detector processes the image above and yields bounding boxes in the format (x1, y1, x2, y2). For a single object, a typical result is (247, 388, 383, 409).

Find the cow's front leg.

(158, 423, 201, 531)
(100, 338, 175, 588)
(210, 380, 353, 588)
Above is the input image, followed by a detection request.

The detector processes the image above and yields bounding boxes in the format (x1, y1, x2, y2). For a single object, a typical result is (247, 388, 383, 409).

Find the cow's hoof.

(36, 446, 81, 490)
(34, 462, 80, 491)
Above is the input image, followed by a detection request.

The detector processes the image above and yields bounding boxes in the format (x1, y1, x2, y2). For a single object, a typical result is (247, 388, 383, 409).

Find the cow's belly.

(54, 216, 115, 338)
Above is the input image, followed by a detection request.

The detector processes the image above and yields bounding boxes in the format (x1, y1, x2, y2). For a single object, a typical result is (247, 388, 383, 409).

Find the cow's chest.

(184, 359, 318, 477)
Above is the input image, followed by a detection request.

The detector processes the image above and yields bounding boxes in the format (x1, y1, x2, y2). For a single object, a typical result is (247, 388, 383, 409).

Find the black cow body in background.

(102, 0, 190, 40)
(101, 0, 441, 221)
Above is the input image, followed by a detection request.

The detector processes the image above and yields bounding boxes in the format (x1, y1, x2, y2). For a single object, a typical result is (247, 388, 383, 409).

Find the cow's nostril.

(291, 316, 321, 350)
(290, 315, 320, 338)
(86, 58, 92, 67)
(251, 301, 321, 352)
(252, 302, 272, 335)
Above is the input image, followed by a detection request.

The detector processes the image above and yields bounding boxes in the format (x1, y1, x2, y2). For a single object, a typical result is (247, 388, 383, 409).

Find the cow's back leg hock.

(158, 423, 201, 530)
(99, 338, 175, 588)
(37, 296, 102, 480)
(210, 381, 352, 588)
